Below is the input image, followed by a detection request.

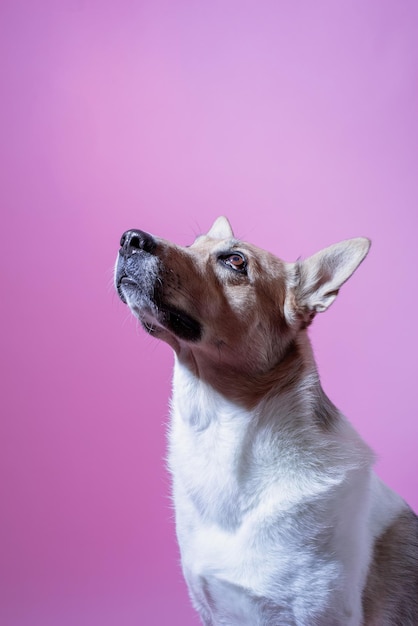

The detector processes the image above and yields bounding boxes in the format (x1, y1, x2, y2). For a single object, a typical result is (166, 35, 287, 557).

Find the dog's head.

(115, 217, 370, 398)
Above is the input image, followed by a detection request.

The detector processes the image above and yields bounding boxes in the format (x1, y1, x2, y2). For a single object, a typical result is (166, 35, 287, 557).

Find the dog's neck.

(170, 334, 373, 530)
(174, 332, 317, 413)
(171, 332, 365, 448)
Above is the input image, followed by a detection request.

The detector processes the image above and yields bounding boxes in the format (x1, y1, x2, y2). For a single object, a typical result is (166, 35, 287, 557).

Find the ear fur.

(289, 237, 371, 325)
(206, 216, 234, 240)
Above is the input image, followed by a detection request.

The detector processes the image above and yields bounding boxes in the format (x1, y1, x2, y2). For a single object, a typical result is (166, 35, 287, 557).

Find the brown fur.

(148, 234, 302, 408)
(362, 508, 418, 625)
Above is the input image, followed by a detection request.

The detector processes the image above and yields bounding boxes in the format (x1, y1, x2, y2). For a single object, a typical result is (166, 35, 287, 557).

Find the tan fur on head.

(153, 225, 294, 396)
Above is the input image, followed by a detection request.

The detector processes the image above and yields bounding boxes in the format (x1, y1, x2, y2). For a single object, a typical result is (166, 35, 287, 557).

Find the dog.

(115, 216, 418, 625)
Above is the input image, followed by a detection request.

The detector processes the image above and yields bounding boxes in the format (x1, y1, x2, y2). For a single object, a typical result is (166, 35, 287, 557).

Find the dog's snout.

(119, 229, 156, 256)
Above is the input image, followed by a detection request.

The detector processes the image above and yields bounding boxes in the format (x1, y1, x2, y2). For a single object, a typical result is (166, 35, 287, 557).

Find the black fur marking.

(163, 307, 202, 342)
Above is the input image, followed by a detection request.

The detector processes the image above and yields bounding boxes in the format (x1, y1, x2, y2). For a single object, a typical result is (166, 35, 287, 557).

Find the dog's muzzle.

(115, 229, 157, 304)
(115, 229, 202, 342)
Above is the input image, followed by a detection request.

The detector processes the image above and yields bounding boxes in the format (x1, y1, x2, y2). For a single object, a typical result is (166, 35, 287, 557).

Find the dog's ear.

(206, 216, 234, 240)
(289, 237, 371, 324)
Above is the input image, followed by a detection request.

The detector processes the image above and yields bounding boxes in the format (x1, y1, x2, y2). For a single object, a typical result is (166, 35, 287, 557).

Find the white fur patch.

(168, 359, 406, 625)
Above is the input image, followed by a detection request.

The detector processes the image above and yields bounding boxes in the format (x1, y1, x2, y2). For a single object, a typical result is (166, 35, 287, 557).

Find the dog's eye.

(220, 252, 247, 272)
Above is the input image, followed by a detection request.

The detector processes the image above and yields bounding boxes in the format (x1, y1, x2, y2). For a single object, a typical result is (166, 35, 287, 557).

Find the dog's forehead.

(190, 234, 240, 252)
(189, 234, 285, 272)
(190, 234, 276, 258)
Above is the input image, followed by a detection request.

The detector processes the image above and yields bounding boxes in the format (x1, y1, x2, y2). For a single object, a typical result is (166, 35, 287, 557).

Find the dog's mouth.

(117, 276, 137, 304)
(117, 274, 202, 343)
(138, 302, 202, 343)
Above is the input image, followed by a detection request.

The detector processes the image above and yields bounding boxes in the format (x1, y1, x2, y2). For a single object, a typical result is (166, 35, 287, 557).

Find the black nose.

(119, 229, 156, 256)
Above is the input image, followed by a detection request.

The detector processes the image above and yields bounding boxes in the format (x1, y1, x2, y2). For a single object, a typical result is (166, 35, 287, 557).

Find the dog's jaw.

(115, 244, 203, 344)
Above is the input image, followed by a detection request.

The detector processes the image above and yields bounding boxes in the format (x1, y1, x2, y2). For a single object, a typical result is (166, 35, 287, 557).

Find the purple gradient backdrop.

(1, 1, 417, 624)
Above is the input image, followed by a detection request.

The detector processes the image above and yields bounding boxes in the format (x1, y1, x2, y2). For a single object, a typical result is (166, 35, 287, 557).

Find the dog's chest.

(167, 368, 383, 624)
(169, 420, 349, 624)
(169, 401, 254, 528)
(168, 387, 348, 618)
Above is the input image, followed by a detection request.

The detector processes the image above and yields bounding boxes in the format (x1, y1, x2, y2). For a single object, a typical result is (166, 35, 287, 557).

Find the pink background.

(1, 1, 417, 624)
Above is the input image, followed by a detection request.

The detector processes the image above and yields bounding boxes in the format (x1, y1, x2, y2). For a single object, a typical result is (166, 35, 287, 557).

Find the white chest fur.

(167, 361, 405, 625)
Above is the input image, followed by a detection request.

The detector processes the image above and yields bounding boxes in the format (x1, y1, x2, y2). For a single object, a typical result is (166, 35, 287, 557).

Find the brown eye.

(229, 254, 244, 267)
(220, 252, 247, 272)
